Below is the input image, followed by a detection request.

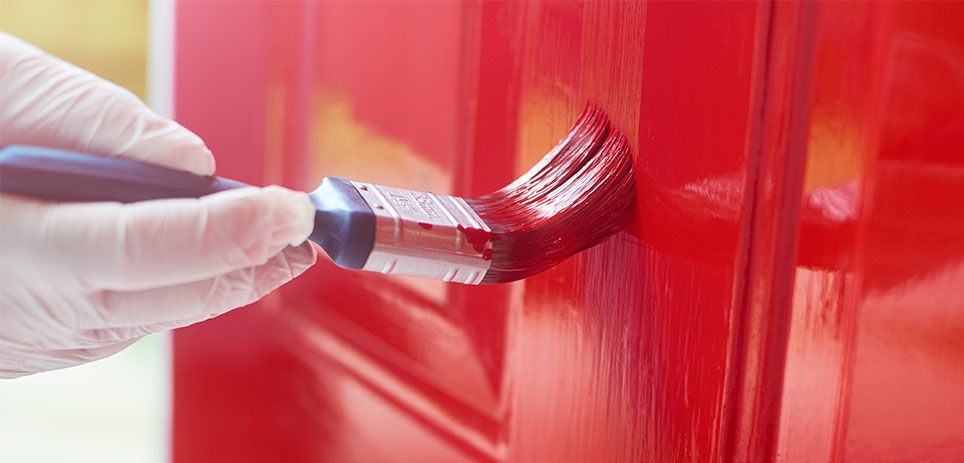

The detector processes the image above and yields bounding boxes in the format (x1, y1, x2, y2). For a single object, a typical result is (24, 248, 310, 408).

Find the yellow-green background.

(1, 0, 149, 97)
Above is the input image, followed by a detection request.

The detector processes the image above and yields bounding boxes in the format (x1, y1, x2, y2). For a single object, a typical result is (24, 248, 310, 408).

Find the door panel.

(173, 2, 964, 462)
(839, 3, 964, 461)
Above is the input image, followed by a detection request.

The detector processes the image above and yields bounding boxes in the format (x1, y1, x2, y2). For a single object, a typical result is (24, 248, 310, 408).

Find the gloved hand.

(0, 32, 317, 378)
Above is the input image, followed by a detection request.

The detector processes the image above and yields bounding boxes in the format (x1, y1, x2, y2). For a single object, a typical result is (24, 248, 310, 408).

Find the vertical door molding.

(720, 1, 820, 462)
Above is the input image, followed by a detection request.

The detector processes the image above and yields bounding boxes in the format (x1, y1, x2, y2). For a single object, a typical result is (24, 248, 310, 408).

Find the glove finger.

(2, 186, 315, 291)
(81, 242, 315, 336)
(0, 339, 138, 378)
(0, 32, 214, 175)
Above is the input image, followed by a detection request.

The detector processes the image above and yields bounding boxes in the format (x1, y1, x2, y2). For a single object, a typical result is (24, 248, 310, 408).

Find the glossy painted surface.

(173, 2, 964, 462)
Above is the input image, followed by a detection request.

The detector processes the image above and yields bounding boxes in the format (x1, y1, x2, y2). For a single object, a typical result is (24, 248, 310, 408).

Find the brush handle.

(0, 145, 249, 202)
(0, 144, 378, 272)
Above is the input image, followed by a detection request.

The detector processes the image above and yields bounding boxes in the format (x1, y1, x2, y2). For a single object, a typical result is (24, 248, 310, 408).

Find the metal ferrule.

(351, 181, 493, 285)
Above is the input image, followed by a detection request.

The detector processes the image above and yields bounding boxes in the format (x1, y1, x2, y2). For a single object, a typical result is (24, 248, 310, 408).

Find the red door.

(172, 2, 964, 462)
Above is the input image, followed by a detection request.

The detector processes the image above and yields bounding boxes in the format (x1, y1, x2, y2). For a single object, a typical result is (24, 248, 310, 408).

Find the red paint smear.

(417, 222, 433, 230)
(456, 224, 491, 254)
(482, 249, 492, 261)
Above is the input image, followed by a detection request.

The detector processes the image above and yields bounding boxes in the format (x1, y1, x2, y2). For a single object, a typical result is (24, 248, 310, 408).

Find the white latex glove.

(0, 33, 317, 378)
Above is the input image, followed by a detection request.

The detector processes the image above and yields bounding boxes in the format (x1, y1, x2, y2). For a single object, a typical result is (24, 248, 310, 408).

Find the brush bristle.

(467, 105, 636, 284)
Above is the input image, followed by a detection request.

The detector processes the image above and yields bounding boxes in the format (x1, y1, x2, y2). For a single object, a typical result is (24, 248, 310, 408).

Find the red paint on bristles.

(468, 105, 635, 283)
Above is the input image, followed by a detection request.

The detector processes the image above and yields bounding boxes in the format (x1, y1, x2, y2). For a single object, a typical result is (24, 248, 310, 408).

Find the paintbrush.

(0, 105, 635, 284)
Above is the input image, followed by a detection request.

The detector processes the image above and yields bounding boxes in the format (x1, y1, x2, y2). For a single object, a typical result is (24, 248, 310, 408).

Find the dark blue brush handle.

(0, 145, 376, 270)
(0, 145, 249, 201)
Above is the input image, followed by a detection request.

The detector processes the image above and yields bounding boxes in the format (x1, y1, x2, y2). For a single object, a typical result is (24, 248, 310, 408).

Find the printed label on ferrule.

(353, 182, 492, 284)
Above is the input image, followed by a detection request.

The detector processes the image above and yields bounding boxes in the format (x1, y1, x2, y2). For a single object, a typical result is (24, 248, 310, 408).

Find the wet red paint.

(455, 224, 492, 255)
(416, 222, 433, 230)
(175, 2, 964, 462)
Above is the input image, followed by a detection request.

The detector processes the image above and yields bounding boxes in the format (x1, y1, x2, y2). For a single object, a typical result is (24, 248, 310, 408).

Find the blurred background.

(0, 1, 168, 462)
